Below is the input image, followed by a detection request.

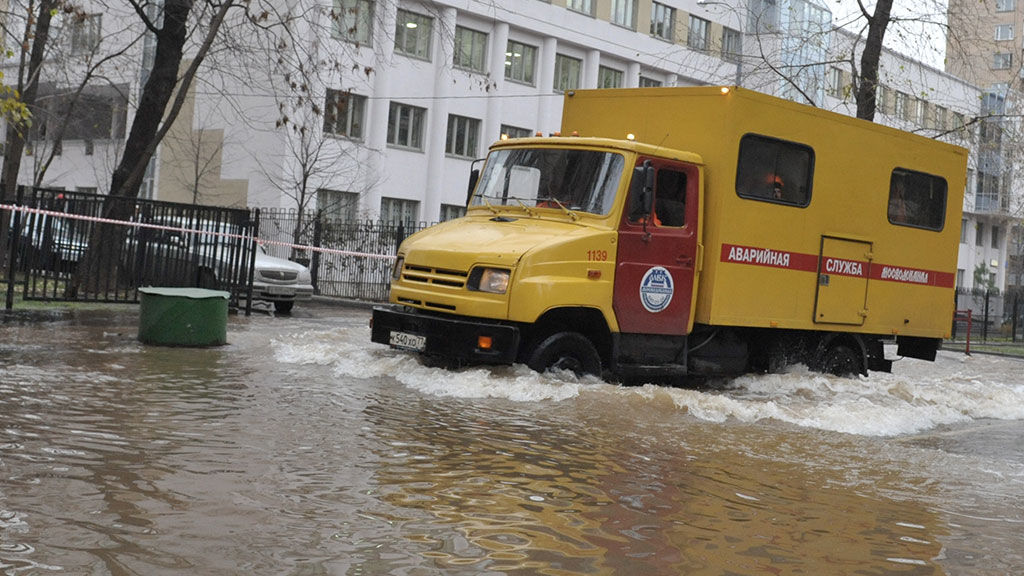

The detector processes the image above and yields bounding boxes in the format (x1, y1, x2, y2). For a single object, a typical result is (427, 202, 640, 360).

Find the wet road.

(1, 302, 1022, 575)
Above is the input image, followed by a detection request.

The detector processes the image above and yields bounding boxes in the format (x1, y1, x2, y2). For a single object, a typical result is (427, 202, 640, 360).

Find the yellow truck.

(371, 86, 967, 380)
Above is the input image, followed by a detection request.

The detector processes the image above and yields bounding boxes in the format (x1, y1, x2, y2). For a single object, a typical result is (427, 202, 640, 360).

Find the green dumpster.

(138, 287, 229, 347)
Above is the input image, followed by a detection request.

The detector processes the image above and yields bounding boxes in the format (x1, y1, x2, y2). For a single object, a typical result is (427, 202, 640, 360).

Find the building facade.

(4, 0, 995, 300)
(947, 0, 1022, 302)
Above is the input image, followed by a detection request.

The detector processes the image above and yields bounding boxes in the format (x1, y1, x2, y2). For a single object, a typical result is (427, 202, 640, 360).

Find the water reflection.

(364, 395, 947, 574)
(0, 307, 1020, 574)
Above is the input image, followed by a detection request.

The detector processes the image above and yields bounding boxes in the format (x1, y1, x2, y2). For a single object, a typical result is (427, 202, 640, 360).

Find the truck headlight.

(470, 267, 510, 294)
(392, 256, 404, 282)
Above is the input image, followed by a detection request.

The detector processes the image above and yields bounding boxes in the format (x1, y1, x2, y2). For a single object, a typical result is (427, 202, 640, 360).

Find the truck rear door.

(613, 158, 701, 335)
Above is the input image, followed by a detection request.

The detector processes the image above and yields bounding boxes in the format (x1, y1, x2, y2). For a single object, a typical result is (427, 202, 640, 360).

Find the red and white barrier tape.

(1, 203, 397, 260)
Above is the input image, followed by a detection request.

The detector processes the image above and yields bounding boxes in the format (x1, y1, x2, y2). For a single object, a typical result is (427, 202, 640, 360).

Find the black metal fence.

(950, 287, 1024, 342)
(5, 187, 256, 309)
(256, 208, 431, 302)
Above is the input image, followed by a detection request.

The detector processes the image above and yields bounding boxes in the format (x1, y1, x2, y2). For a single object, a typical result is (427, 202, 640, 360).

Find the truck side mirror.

(466, 168, 480, 205)
(642, 160, 655, 214)
(628, 160, 655, 220)
(466, 158, 486, 205)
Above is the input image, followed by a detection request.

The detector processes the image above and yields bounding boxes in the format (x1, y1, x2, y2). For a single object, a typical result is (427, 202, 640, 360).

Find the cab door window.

(653, 169, 687, 226)
(627, 163, 689, 226)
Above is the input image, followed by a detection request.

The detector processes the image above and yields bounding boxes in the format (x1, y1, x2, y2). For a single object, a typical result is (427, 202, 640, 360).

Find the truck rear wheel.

(527, 332, 602, 377)
(818, 344, 863, 377)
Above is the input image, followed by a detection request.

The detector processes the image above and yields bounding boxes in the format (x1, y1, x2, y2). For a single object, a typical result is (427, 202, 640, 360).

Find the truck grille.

(401, 264, 468, 288)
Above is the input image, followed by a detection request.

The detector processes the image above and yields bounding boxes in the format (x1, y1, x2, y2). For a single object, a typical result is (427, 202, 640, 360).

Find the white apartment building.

(4, 0, 997, 297)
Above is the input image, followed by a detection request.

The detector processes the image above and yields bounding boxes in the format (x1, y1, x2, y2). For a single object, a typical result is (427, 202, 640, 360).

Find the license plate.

(389, 331, 426, 352)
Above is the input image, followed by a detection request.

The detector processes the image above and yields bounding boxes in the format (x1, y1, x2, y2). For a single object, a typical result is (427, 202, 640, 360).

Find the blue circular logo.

(639, 266, 674, 313)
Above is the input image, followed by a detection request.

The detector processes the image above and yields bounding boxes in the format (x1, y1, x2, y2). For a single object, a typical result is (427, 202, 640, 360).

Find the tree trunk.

(855, 0, 894, 122)
(75, 0, 194, 294)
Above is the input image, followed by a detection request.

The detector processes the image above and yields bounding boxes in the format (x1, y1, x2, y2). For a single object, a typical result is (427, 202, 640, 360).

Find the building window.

(395, 9, 433, 60)
(598, 66, 623, 89)
(992, 225, 1001, 248)
(333, 0, 373, 44)
(323, 90, 366, 139)
(639, 76, 662, 87)
(894, 91, 910, 121)
(445, 114, 480, 158)
(976, 222, 984, 245)
(934, 105, 948, 130)
(953, 111, 966, 132)
(888, 168, 947, 230)
(722, 27, 741, 61)
(387, 102, 426, 150)
(960, 218, 968, 244)
(454, 26, 488, 72)
(876, 85, 890, 115)
(30, 84, 128, 143)
(380, 197, 419, 224)
(915, 99, 928, 126)
(319, 189, 360, 221)
(826, 67, 843, 98)
(651, 3, 674, 41)
(997, 0, 1015, 10)
(995, 24, 1014, 41)
(736, 134, 814, 207)
(688, 15, 710, 51)
(554, 54, 582, 92)
(567, 0, 594, 16)
(993, 52, 1013, 69)
(500, 124, 533, 138)
(505, 40, 537, 85)
(440, 204, 465, 221)
(70, 14, 102, 55)
(611, 0, 637, 29)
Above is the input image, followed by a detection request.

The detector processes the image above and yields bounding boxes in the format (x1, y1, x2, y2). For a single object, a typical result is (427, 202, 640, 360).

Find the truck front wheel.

(527, 332, 602, 377)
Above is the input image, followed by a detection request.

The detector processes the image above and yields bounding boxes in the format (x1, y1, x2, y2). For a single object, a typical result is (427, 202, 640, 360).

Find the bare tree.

(75, 0, 238, 293)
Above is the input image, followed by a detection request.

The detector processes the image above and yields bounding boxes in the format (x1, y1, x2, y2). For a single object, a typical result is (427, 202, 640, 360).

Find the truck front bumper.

(371, 306, 521, 365)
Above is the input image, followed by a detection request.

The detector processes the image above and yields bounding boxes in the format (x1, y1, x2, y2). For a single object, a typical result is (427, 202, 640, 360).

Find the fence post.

(5, 187, 24, 310)
(1007, 291, 1015, 340)
(965, 310, 972, 355)
(983, 289, 990, 342)
(311, 211, 322, 294)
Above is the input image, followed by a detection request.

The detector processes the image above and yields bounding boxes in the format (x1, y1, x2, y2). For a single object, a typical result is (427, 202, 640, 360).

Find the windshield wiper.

(511, 197, 536, 217)
(536, 196, 579, 221)
(479, 196, 499, 214)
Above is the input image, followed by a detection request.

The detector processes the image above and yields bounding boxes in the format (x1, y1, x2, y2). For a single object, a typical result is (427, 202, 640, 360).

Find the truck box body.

(561, 87, 966, 341)
(371, 86, 967, 380)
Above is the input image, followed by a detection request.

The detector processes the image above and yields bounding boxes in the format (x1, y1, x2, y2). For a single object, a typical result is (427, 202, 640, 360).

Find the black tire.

(527, 331, 602, 377)
(274, 300, 294, 314)
(819, 344, 863, 377)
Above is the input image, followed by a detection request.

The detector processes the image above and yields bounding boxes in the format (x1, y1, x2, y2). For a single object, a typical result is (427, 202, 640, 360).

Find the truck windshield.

(471, 148, 624, 216)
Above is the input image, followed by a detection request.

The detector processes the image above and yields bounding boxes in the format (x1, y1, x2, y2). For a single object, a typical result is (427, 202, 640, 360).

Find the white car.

(131, 217, 314, 314)
(251, 244, 314, 314)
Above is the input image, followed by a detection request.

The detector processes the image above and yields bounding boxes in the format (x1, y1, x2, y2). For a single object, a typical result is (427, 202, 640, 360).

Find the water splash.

(273, 328, 1024, 437)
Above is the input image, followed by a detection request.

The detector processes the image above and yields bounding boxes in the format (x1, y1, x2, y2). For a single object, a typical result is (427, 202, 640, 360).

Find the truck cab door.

(614, 158, 701, 336)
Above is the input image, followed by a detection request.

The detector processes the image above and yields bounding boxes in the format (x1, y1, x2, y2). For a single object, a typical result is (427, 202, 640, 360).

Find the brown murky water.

(1, 303, 1022, 575)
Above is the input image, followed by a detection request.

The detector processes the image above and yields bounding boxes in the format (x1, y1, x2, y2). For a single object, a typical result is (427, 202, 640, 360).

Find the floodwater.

(1, 303, 1023, 575)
